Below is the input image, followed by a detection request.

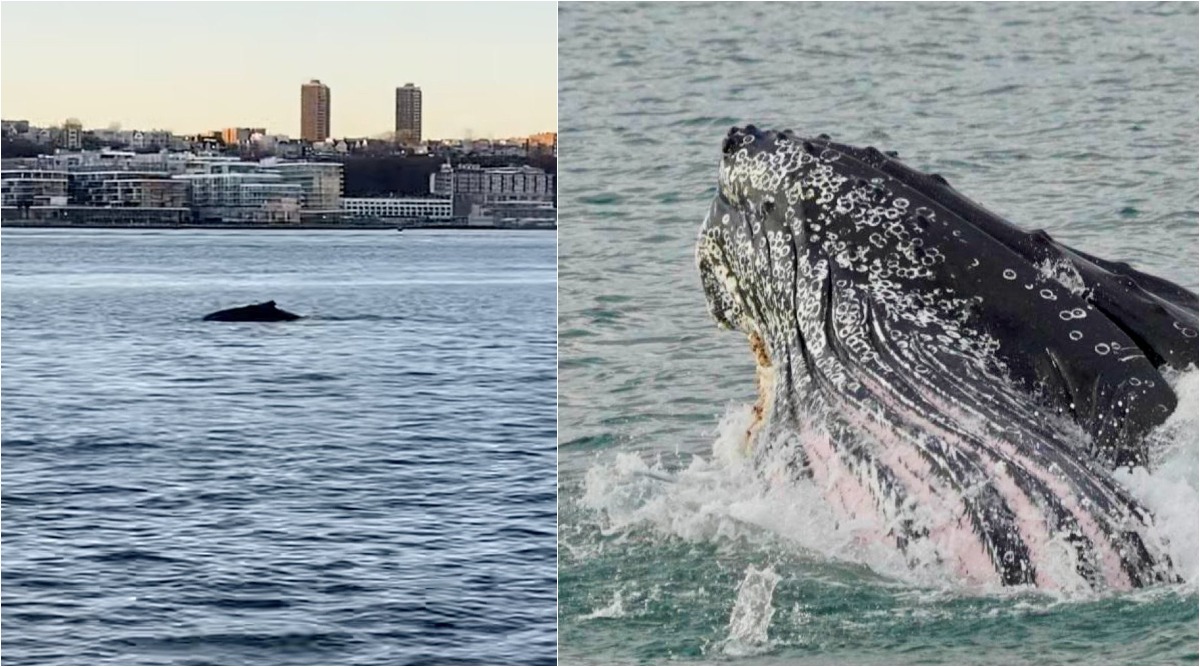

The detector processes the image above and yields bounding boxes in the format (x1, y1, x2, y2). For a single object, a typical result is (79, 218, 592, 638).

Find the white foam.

(1116, 368, 1199, 586)
(581, 404, 950, 588)
(581, 371, 1200, 597)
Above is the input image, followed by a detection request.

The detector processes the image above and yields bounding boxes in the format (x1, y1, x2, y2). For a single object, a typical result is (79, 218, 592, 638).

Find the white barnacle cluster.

(765, 228, 795, 287)
(787, 142, 1004, 376)
(714, 132, 1011, 403)
(1035, 257, 1092, 299)
(696, 213, 748, 332)
(809, 163, 846, 207)
(722, 141, 806, 207)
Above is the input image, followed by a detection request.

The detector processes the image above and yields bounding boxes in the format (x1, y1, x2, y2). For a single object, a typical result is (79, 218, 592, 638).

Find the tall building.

(394, 83, 422, 146)
(300, 80, 331, 143)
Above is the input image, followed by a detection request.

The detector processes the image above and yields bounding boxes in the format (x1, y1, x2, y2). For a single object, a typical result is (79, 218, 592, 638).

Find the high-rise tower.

(394, 83, 422, 145)
(300, 79, 331, 142)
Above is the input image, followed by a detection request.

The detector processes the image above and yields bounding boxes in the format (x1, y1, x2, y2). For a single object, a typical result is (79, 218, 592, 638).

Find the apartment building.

(271, 161, 343, 210)
(394, 83, 422, 145)
(342, 196, 452, 220)
(430, 163, 556, 203)
(300, 80, 331, 143)
(0, 169, 69, 207)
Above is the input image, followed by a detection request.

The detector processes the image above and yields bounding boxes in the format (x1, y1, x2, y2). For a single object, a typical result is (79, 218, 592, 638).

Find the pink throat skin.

(744, 332, 1139, 591)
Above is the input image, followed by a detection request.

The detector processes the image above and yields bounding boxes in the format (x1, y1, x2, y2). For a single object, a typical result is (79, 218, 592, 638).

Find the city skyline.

(0, 2, 556, 139)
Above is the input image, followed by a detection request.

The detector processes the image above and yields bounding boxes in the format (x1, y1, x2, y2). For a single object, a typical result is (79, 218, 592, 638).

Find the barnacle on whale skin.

(697, 125, 1198, 590)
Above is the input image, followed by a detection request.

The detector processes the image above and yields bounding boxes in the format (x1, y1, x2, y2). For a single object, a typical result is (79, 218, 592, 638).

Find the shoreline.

(0, 222, 556, 231)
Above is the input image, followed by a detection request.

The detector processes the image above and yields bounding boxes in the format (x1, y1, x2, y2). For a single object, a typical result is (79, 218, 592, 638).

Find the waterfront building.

(2, 165, 190, 225)
(174, 163, 302, 224)
(430, 163, 556, 203)
(70, 171, 190, 208)
(480, 199, 557, 228)
(394, 83, 422, 146)
(341, 196, 452, 221)
(2, 149, 336, 225)
(1, 169, 69, 207)
(300, 79, 331, 143)
(462, 199, 556, 229)
(270, 161, 343, 210)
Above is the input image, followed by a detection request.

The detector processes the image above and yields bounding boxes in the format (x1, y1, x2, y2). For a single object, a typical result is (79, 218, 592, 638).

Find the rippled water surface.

(558, 3, 1198, 664)
(2, 229, 556, 665)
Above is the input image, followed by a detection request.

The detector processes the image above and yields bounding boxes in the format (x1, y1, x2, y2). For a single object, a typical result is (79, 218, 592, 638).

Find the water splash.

(581, 404, 933, 587)
(720, 565, 781, 656)
(581, 371, 1200, 595)
(580, 590, 627, 620)
(1116, 369, 1199, 584)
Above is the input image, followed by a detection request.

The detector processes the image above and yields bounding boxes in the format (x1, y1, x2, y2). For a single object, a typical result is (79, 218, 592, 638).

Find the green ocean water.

(557, 3, 1199, 664)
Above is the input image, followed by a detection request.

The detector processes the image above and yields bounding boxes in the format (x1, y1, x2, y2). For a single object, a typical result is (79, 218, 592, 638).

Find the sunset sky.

(0, 2, 557, 139)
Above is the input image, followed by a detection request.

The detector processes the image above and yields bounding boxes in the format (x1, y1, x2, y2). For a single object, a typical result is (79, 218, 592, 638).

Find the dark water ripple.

(2, 229, 556, 665)
(559, 2, 1198, 664)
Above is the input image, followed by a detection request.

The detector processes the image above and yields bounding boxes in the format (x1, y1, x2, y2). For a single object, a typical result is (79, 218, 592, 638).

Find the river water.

(558, 3, 1198, 664)
(1, 229, 557, 665)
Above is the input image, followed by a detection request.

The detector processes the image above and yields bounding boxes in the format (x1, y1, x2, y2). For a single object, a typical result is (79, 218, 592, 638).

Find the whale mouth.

(697, 125, 1198, 590)
(697, 197, 750, 332)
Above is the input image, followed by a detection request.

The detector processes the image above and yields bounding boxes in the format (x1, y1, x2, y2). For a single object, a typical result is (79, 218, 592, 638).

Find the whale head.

(696, 125, 1193, 590)
(699, 125, 823, 334)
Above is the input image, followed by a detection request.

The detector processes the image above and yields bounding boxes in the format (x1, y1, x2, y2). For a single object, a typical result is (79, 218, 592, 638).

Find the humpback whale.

(696, 126, 1198, 590)
(203, 300, 302, 322)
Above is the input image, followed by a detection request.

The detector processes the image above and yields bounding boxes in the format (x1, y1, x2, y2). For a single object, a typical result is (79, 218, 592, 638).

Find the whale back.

(202, 301, 302, 322)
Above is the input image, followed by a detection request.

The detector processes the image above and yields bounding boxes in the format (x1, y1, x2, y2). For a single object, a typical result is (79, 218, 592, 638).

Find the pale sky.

(0, 1, 557, 140)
